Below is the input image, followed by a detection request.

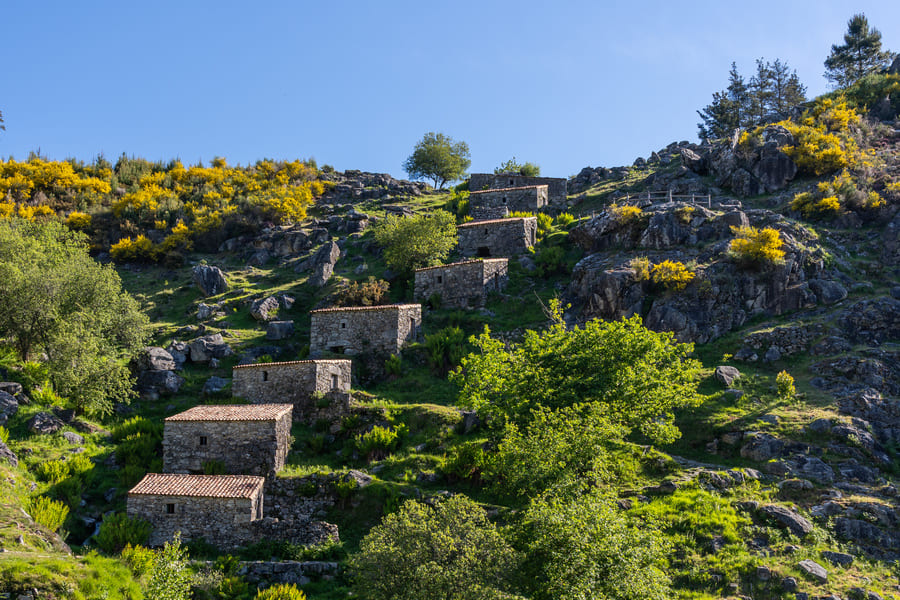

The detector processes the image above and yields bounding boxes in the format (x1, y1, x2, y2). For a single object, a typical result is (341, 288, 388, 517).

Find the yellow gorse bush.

(791, 169, 886, 217)
(608, 204, 643, 226)
(728, 226, 785, 266)
(650, 260, 695, 291)
(65, 211, 92, 230)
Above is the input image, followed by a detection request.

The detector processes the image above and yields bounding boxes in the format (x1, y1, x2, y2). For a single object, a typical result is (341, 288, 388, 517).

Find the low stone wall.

(470, 205, 509, 221)
(414, 259, 508, 309)
(233, 360, 352, 422)
(469, 185, 548, 214)
(309, 304, 422, 357)
(457, 217, 537, 258)
(237, 560, 339, 587)
(736, 324, 827, 361)
(469, 173, 567, 204)
(163, 415, 290, 477)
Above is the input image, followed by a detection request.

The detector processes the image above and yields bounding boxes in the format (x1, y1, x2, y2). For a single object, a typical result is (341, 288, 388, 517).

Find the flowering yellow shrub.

(66, 211, 92, 230)
(158, 221, 193, 253)
(0, 201, 16, 219)
(608, 204, 643, 225)
(728, 226, 785, 266)
(650, 260, 695, 291)
(110, 235, 156, 261)
(791, 169, 885, 217)
(16, 204, 55, 220)
(628, 256, 650, 281)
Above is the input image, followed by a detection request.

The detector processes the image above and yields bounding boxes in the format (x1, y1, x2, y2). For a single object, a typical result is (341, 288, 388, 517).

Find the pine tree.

(768, 58, 807, 115)
(697, 63, 747, 140)
(824, 14, 894, 88)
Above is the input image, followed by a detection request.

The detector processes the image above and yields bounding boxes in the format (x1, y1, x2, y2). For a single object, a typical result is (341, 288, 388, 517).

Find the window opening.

(331, 374, 339, 389)
(166, 503, 175, 514)
(199, 436, 207, 446)
(262, 371, 268, 382)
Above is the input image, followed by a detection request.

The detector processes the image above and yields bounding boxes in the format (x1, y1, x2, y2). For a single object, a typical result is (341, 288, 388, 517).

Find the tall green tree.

(825, 14, 895, 88)
(0, 219, 148, 415)
(451, 301, 703, 444)
(403, 132, 471, 189)
(348, 495, 522, 600)
(698, 63, 748, 139)
(372, 209, 457, 275)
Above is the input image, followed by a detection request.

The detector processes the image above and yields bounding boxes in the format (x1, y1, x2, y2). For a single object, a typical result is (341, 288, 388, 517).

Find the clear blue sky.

(2, 1, 899, 180)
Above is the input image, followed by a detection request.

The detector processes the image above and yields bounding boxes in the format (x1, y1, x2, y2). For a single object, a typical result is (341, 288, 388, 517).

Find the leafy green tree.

(372, 209, 457, 274)
(348, 495, 521, 600)
(825, 14, 895, 88)
(451, 301, 702, 444)
(146, 533, 192, 600)
(494, 158, 541, 177)
(0, 219, 148, 415)
(698, 63, 748, 139)
(518, 487, 671, 600)
(403, 132, 471, 189)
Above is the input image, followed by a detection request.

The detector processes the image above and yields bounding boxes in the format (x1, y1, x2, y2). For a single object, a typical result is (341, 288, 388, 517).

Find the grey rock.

(764, 347, 782, 362)
(781, 576, 797, 591)
(740, 432, 785, 461)
(135, 347, 176, 372)
(201, 376, 231, 395)
(0, 391, 19, 426)
(0, 440, 17, 467)
(809, 279, 848, 305)
(760, 504, 813, 537)
(756, 565, 771, 581)
(792, 456, 835, 484)
(250, 296, 281, 321)
(266, 320, 295, 341)
(807, 418, 833, 434)
(166, 341, 189, 369)
(62, 431, 84, 445)
(27, 412, 65, 435)
(715, 365, 741, 387)
(280, 295, 295, 310)
(137, 370, 184, 396)
(192, 264, 229, 297)
(777, 478, 813, 491)
(797, 559, 827, 582)
(309, 242, 341, 287)
(188, 334, 234, 363)
(459, 411, 480, 434)
(0, 382, 24, 397)
(821, 550, 853, 566)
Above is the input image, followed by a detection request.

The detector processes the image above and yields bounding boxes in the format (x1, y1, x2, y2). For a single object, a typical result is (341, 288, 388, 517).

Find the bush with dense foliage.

(608, 204, 643, 226)
(373, 210, 457, 274)
(254, 584, 308, 599)
(452, 301, 703, 444)
(348, 495, 520, 600)
(424, 326, 470, 374)
(25, 495, 69, 532)
(94, 513, 152, 554)
(727, 225, 785, 267)
(146, 533, 192, 600)
(333, 277, 390, 307)
(790, 169, 885, 217)
(650, 260, 695, 291)
(356, 424, 408, 460)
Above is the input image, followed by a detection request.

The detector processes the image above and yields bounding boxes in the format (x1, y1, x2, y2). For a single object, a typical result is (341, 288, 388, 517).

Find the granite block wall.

(469, 173, 567, 204)
(309, 304, 422, 357)
(457, 217, 537, 257)
(414, 259, 508, 309)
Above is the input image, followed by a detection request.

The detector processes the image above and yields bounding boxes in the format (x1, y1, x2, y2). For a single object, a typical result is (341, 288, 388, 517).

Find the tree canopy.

(494, 158, 540, 177)
(402, 132, 471, 189)
(372, 209, 457, 275)
(0, 218, 148, 415)
(698, 59, 806, 140)
(824, 13, 895, 88)
(451, 302, 703, 444)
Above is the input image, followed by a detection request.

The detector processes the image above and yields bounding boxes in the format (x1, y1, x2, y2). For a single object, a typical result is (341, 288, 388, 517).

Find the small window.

(331, 374, 339, 389)
(199, 436, 207, 446)
(509, 179, 514, 185)
(166, 503, 175, 514)
(340, 321, 347, 329)
(502, 197, 507, 204)
(436, 275, 443, 284)
(262, 371, 268, 382)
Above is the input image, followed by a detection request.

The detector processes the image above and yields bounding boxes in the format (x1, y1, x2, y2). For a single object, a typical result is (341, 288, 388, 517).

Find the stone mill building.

(162, 404, 293, 477)
(457, 217, 537, 257)
(469, 173, 567, 204)
(468, 185, 548, 219)
(232, 359, 352, 422)
(414, 259, 508, 309)
(309, 304, 422, 357)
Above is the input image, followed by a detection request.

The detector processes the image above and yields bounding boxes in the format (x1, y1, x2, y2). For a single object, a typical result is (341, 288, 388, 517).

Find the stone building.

(469, 185, 548, 219)
(457, 217, 537, 257)
(309, 304, 422, 357)
(232, 359, 352, 423)
(469, 173, 567, 205)
(127, 473, 265, 547)
(414, 259, 508, 309)
(163, 404, 293, 477)
(127, 473, 339, 549)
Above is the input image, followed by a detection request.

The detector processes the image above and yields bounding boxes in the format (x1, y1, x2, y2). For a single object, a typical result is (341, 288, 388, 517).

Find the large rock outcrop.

(192, 265, 229, 297)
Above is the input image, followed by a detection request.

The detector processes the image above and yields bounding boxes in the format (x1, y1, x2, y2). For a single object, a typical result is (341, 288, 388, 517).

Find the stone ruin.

(414, 259, 508, 309)
(469, 173, 567, 204)
(232, 359, 352, 423)
(468, 185, 548, 220)
(309, 304, 422, 357)
(457, 217, 537, 258)
(162, 404, 293, 477)
(126, 473, 337, 549)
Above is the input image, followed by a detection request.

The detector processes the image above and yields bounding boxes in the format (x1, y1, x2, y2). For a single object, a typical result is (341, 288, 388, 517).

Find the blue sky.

(2, 1, 899, 180)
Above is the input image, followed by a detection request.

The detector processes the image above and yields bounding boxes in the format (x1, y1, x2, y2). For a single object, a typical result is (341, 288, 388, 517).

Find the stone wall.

(469, 205, 509, 221)
(469, 173, 567, 204)
(233, 360, 352, 422)
(309, 304, 422, 357)
(457, 217, 537, 257)
(163, 415, 291, 477)
(128, 492, 262, 548)
(469, 185, 548, 215)
(414, 259, 508, 309)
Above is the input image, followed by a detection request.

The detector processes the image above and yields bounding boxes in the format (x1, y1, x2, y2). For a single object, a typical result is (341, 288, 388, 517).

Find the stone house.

(468, 185, 548, 219)
(414, 259, 508, 309)
(232, 359, 352, 422)
(309, 304, 422, 357)
(457, 217, 537, 258)
(162, 404, 293, 477)
(127, 473, 265, 548)
(469, 173, 567, 205)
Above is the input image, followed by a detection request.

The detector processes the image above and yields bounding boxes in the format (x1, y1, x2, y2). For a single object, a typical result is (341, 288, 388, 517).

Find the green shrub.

(776, 370, 796, 400)
(424, 326, 469, 374)
(20, 360, 50, 390)
(254, 583, 307, 600)
(554, 212, 575, 227)
(440, 441, 486, 481)
(536, 212, 553, 238)
(95, 513, 152, 554)
(37, 459, 70, 484)
(356, 424, 408, 460)
(113, 417, 163, 468)
(25, 495, 69, 532)
(628, 256, 651, 281)
(146, 532, 192, 600)
(534, 245, 566, 277)
(203, 460, 226, 475)
(121, 543, 155, 577)
(0, 425, 8, 444)
(384, 354, 402, 377)
(334, 277, 390, 307)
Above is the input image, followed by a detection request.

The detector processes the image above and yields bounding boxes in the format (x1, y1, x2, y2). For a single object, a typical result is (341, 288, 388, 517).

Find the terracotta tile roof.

(414, 258, 508, 273)
(128, 473, 264, 498)
(469, 185, 547, 194)
(165, 404, 293, 422)
(233, 359, 351, 370)
(458, 217, 536, 228)
(310, 303, 421, 314)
